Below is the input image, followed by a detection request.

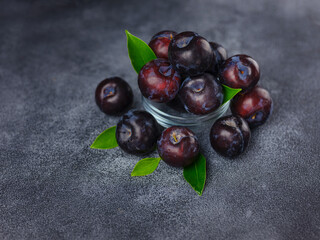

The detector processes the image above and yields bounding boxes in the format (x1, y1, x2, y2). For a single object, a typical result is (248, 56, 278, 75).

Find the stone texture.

(0, 0, 319, 239)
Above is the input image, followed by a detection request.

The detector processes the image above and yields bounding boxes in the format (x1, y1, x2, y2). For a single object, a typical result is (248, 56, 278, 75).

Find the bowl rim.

(142, 96, 230, 125)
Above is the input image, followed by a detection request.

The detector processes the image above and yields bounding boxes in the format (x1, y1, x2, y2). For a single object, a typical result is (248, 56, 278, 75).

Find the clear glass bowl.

(142, 96, 230, 128)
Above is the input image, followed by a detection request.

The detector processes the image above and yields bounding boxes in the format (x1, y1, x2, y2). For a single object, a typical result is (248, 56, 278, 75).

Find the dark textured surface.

(1, 0, 320, 239)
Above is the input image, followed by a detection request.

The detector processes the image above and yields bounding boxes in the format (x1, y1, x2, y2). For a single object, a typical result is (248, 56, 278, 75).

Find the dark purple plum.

(179, 73, 224, 115)
(116, 110, 160, 154)
(207, 42, 228, 76)
(210, 115, 251, 157)
(231, 86, 273, 128)
(95, 77, 133, 115)
(149, 30, 177, 59)
(219, 54, 260, 91)
(165, 96, 186, 113)
(138, 58, 181, 103)
(157, 126, 200, 167)
(168, 31, 213, 76)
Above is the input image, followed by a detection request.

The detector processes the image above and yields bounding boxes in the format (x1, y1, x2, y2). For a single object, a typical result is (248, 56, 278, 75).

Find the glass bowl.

(142, 96, 230, 128)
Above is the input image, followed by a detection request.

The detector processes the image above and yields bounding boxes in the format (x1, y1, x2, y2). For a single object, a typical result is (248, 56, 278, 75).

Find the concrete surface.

(0, 0, 320, 239)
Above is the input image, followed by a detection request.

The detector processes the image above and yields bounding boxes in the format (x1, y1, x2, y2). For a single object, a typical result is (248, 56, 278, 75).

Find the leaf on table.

(90, 126, 118, 149)
(131, 157, 161, 176)
(125, 30, 157, 74)
(183, 153, 206, 196)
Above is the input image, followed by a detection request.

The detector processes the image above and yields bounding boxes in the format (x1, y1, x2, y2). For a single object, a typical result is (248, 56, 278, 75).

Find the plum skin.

(157, 126, 200, 167)
(219, 54, 260, 92)
(138, 58, 181, 103)
(168, 31, 213, 77)
(95, 77, 133, 115)
(149, 30, 177, 59)
(179, 73, 224, 115)
(116, 110, 160, 154)
(231, 86, 273, 128)
(210, 115, 251, 157)
(207, 42, 228, 76)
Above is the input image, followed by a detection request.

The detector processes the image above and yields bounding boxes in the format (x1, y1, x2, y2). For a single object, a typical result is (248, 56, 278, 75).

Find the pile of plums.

(95, 30, 273, 167)
(140, 31, 225, 115)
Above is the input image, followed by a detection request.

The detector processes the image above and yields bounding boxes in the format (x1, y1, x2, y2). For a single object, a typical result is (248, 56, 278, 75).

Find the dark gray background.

(1, 0, 320, 239)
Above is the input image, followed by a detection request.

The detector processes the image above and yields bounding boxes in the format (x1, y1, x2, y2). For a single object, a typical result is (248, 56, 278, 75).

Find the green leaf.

(183, 153, 206, 196)
(131, 157, 161, 176)
(125, 30, 157, 74)
(91, 126, 118, 149)
(222, 84, 242, 104)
